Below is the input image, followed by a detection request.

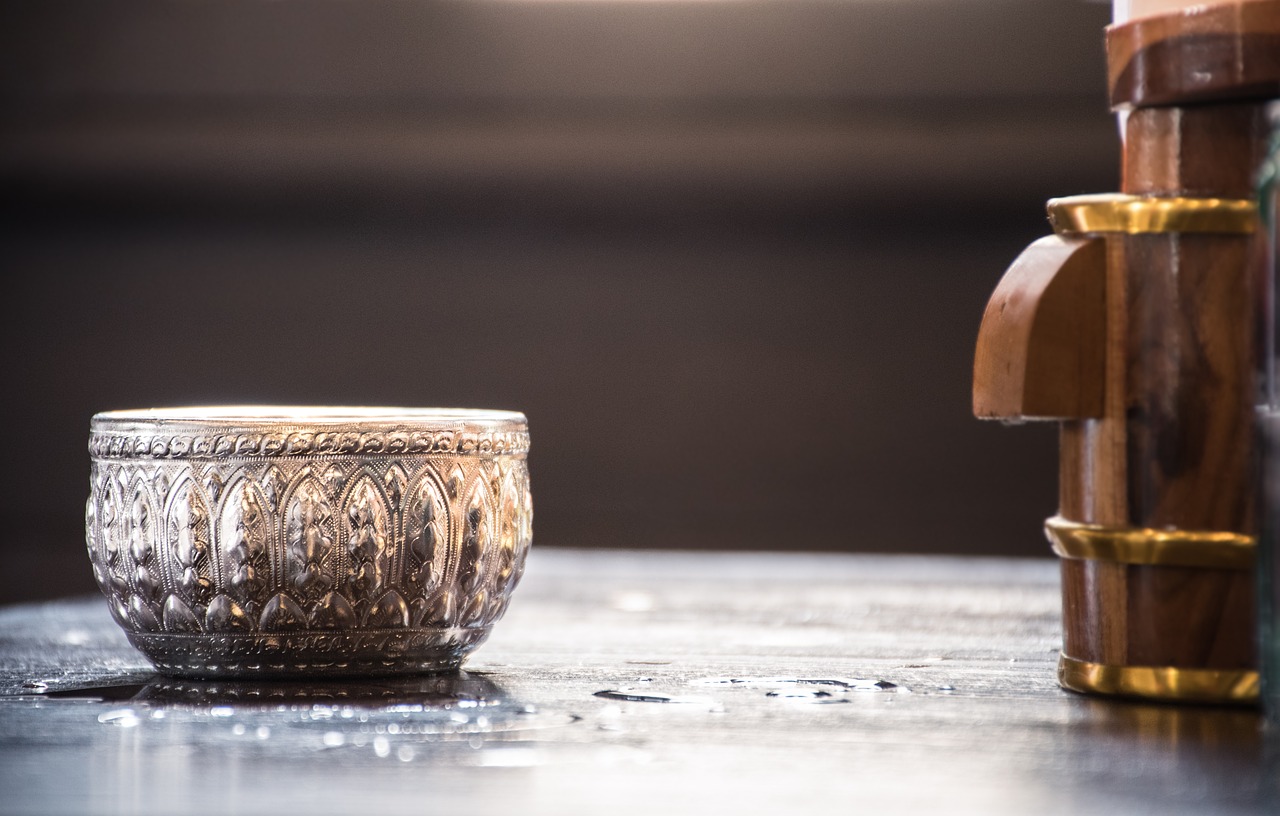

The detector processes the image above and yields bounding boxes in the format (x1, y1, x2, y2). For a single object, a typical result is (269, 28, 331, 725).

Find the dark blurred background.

(0, 0, 1118, 604)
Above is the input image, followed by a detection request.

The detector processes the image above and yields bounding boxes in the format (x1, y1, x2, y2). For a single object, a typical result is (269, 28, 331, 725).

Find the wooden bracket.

(972, 235, 1105, 422)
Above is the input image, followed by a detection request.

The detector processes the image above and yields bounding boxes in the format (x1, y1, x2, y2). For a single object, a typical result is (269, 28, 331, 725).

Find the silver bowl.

(84, 406, 532, 678)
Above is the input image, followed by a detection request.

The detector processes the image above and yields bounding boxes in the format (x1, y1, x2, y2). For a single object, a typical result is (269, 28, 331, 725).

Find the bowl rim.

(91, 405, 527, 432)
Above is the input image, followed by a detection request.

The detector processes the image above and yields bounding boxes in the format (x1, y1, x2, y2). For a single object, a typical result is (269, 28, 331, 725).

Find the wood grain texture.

(1061, 559, 1256, 669)
(973, 236, 1105, 421)
(1121, 233, 1258, 533)
(1054, 235, 1131, 530)
(0, 549, 1274, 816)
(1055, 1, 1273, 678)
(1107, 0, 1280, 108)
(1118, 101, 1261, 539)
(1060, 559, 1125, 664)
(1124, 564, 1257, 668)
(1101, 45, 1263, 673)
(1060, 234, 1260, 673)
(1123, 104, 1272, 199)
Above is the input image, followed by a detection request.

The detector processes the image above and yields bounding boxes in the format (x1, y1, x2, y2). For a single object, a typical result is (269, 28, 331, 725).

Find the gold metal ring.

(1047, 193, 1258, 235)
(1058, 654, 1259, 705)
(1044, 516, 1255, 570)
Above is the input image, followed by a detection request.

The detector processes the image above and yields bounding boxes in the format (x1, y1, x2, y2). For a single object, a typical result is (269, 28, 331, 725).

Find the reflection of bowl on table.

(131, 670, 508, 710)
(85, 406, 532, 679)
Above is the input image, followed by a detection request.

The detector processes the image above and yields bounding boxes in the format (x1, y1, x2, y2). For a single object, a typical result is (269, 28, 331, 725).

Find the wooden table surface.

(2, 548, 1276, 815)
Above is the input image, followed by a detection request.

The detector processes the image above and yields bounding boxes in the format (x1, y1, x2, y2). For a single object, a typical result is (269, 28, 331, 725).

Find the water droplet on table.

(97, 708, 140, 727)
(594, 689, 716, 705)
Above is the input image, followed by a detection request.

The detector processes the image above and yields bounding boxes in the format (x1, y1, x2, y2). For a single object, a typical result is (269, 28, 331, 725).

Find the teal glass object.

(1260, 100, 1280, 723)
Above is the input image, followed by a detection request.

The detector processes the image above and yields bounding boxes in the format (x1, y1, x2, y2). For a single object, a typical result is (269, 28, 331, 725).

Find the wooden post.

(974, 0, 1279, 704)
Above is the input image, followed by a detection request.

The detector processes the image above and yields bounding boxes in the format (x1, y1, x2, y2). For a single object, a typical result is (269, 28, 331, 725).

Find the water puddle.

(692, 676, 908, 703)
(67, 671, 577, 755)
(97, 708, 142, 727)
(593, 675, 907, 711)
(695, 676, 899, 690)
(47, 684, 149, 702)
(593, 689, 714, 705)
(129, 673, 508, 711)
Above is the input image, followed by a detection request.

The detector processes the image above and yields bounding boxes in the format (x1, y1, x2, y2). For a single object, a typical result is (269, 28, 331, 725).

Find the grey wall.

(0, 0, 1119, 604)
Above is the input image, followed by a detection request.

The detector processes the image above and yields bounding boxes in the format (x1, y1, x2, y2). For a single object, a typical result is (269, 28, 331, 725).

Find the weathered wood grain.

(0, 548, 1273, 816)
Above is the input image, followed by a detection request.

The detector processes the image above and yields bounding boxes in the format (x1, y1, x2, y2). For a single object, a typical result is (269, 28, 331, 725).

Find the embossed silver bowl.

(85, 406, 532, 678)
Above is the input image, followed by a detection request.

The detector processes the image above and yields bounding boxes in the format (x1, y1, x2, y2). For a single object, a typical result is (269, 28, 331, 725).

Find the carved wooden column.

(974, 0, 1280, 704)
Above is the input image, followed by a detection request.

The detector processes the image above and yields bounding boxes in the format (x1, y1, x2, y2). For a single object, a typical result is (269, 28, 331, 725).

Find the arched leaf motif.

(261, 465, 287, 513)
(446, 464, 465, 500)
(458, 477, 493, 599)
(460, 589, 488, 628)
(162, 594, 202, 633)
(152, 467, 171, 506)
(486, 462, 502, 504)
(285, 477, 334, 598)
(203, 468, 224, 506)
(100, 475, 130, 599)
(479, 467, 529, 625)
(219, 477, 271, 614)
(259, 592, 307, 632)
(99, 477, 118, 547)
(126, 481, 154, 566)
(309, 591, 357, 630)
(205, 594, 251, 632)
(344, 474, 391, 605)
(126, 480, 161, 605)
(365, 590, 409, 628)
(494, 470, 521, 596)
(85, 467, 107, 587)
(129, 594, 161, 632)
(514, 471, 533, 585)
(167, 478, 213, 611)
(404, 470, 447, 592)
(383, 463, 407, 511)
(85, 494, 104, 587)
(322, 464, 346, 499)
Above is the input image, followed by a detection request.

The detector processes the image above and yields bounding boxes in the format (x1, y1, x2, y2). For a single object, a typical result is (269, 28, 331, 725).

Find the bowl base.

(127, 626, 492, 679)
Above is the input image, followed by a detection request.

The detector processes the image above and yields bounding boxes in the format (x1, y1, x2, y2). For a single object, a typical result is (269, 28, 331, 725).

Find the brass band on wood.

(1058, 655, 1259, 705)
(1046, 193, 1259, 236)
(1043, 516, 1256, 570)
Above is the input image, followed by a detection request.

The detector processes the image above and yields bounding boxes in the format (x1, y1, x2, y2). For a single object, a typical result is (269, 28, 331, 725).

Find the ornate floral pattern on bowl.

(85, 407, 532, 679)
